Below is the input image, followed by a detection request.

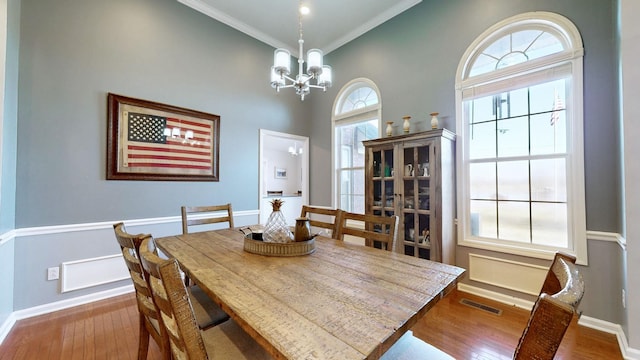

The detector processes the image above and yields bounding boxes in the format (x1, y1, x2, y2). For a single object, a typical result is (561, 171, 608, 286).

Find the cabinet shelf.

(364, 129, 455, 264)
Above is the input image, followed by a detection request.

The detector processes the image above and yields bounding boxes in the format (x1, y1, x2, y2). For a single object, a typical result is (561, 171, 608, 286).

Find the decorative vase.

(430, 112, 439, 129)
(263, 199, 293, 243)
(386, 121, 394, 137)
(403, 116, 411, 133)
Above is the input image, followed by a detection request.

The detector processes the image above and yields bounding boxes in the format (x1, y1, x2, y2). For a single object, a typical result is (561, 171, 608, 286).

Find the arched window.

(332, 79, 381, 213)
(455, 12, 587, 263)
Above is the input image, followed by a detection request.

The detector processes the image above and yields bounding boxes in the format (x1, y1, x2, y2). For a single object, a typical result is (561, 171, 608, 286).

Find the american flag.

(550, 91, 565, 126)
(124, 112, 213, 173)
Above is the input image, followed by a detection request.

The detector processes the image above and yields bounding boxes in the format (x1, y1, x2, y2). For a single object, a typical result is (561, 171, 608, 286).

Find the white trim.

(0, 229, 15, 247)
(12, 285, 133, 320)
(458, 283, 640, 359)
(456, 11, 584, 87)
(457, 282, 534, 310)
(578, 316, 640, 360)
(0, 285, 134, 345)
(177, 0, 291, 52)
(588, 230, 626, 248)
(468, 253, 549, 296)
(459, 230, 624, 265)
(258, 129, 309, 225)
(0, 312, 16, 347)
(61, 254, 129, 293)
(455, 11, 588, 265)
(14, 209, 259, 237)
(177, 0, 422, 55)
(331, 78, 382, 210)
(322, 0, 422, 54)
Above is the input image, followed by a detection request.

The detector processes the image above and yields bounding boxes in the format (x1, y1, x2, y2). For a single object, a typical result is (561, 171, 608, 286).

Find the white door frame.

(259, 129, 309, 223)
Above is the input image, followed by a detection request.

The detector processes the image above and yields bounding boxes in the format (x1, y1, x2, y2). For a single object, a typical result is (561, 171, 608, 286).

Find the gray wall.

(4, 0, 630, 344)
(10, 0, 310, 308)
(309, 0, 621, 322)
(0, 0, 20, 325)
(620, 0, 640, 347)
(16, 0, 310, 228)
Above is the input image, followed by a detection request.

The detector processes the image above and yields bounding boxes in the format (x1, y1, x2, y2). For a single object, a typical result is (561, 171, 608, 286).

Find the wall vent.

(460, 298, 503, 316)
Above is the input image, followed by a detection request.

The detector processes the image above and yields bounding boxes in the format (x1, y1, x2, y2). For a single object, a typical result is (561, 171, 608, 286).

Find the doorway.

(259, 129, 309, 226)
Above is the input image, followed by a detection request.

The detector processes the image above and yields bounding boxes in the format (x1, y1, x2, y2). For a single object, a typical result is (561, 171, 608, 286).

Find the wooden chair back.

(139, 237, 209, 359)
(299, 205, 342, 239)
(112, 222, 169, 360)
(513, 253, 585, 360)
(538, 252, 577, 297)
(336, 211, 399, 251)
(181, 203, 234, 234)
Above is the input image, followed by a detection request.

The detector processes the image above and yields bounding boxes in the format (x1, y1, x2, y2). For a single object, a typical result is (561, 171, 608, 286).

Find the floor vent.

(460, 298, 503, 316)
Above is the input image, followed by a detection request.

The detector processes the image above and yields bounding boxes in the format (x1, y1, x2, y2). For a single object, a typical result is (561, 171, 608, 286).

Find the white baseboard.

(457, 282, 535, 310)
(0, 285, 134, 345)
(0, 312, 17, 347)
(457, 283, 639, 360)
(13, 284, 133, 320)
(578, 316, 640, 360)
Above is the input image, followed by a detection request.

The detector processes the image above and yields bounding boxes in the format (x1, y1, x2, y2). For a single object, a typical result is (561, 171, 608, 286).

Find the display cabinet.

(363, 129, 455, 264)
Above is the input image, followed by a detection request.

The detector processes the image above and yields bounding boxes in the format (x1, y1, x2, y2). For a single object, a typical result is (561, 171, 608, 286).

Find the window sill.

(458, 237, 576, 263)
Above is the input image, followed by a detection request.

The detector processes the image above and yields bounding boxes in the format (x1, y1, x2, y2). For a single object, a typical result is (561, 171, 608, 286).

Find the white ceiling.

(177, 0, 422, 55)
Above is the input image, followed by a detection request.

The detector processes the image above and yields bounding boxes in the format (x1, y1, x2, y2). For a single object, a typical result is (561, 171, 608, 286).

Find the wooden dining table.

(155, 228, 465, 360)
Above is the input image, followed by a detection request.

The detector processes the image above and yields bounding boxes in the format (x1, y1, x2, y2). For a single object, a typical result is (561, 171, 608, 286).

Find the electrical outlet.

(47, 267, 59, 281)
(622, 289, 626, 308)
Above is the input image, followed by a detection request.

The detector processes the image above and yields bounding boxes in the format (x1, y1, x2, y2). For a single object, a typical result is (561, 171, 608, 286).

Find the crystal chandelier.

(270, 1, 332, 101)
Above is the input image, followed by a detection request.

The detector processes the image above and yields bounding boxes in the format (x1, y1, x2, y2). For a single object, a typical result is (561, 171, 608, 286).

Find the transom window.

(332, 79, 381, 213)
(456, 12, 587, 263)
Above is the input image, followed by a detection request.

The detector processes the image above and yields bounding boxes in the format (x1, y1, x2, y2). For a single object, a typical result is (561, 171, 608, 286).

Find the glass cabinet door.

(370, 147, 395, 226)
(401, 142, 433, 260)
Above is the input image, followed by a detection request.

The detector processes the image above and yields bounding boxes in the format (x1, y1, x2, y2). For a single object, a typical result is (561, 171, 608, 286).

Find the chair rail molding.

(14, 209, 259, 237)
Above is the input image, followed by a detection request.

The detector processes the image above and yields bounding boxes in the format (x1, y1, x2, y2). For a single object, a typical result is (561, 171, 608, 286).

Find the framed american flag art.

(107, 93, 220, 181)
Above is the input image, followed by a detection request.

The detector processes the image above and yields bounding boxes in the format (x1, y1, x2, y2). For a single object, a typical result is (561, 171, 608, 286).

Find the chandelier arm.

(281, 74, 296, 83)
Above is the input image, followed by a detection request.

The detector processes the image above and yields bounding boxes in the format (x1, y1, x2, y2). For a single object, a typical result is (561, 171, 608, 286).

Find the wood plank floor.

(0, 289, 622, 359)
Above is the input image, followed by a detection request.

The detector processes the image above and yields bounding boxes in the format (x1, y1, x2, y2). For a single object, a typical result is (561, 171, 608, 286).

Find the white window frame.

(455, 12, 587, 264)
(331, 78, 382, 211)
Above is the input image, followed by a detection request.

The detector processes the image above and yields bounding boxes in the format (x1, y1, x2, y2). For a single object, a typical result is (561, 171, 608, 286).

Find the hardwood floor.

(0, 289, 622, 359)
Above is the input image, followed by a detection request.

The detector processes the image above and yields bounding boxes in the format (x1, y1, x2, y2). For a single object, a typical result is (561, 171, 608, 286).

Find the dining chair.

(299, 205, 342, 239)
(138, 237, 273, 360)
(513, 252, 584, 359)
(112, 223, 170, 360)
(381, 252, 584, 359)
(336, 211, 399, 251)
(181, 203, 234, 234)
(113, 223, 229, 360)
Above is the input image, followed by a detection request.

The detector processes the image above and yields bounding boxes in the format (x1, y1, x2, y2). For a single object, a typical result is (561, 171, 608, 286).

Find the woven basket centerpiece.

(243, 232, 316, 257)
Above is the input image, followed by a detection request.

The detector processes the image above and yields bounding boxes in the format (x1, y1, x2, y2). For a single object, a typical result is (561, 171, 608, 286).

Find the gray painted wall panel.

(16, 0, 309, 228)
(0, 0, 20, 324)
(308, 0, 621, 323)
(1, 0, 19, 233)
(312, 0, 618, 232)
(620, 0, 640, 348)
(4, 0, 631, 345)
